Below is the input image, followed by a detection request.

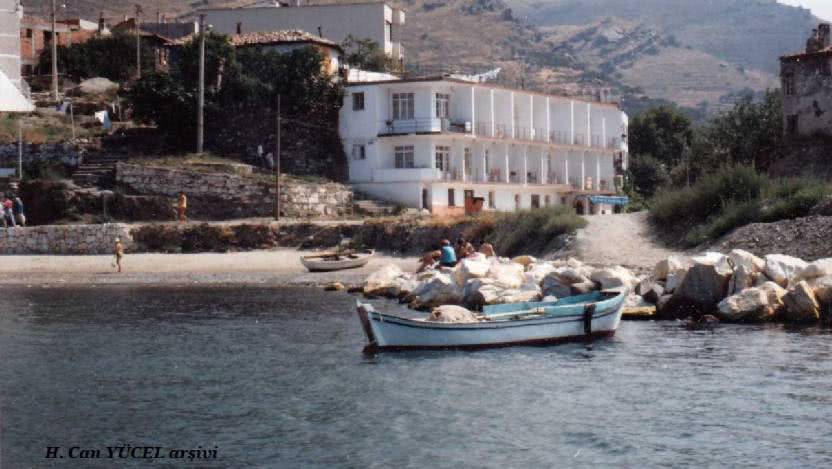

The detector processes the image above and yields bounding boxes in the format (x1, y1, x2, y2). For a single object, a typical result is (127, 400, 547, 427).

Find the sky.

(778, 0, 832, 21)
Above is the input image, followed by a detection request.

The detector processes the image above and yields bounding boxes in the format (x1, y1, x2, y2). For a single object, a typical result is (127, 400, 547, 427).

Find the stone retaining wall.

(116, 164, 352, 219)
(0, 143, 84, 168)
(0, 223, 133, 254)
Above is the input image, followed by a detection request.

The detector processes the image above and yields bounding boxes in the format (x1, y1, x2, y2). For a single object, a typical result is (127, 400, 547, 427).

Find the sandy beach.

(0, 249, 417, 287)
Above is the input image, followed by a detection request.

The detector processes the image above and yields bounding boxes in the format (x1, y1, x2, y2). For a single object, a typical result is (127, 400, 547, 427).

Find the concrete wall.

(0, 223, 132, 254)
(116, 164, 353, 219)
(781, 55, 832, 139)
(0, 0, 21, 87)
(201, 3, 403, 57)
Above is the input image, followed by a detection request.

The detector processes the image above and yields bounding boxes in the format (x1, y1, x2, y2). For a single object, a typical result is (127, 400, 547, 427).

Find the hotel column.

(471, 87, 476, 137)
(586, 103, 592, 148)
(595, 154, 601, 191)
(510, 92, 515, 139)
(490, 89, 495, 137)
(540, 152, 546, 184)
(504, 145, 511, 183)
(482, 144, 488, 182)
(602, 117, 607, 149)
(570, 101, 575, 145)
(522, 147, 528, 185)
(564, 154, 570, 186)
(580, 153, 586, 191)
(545, 97, 551, 143)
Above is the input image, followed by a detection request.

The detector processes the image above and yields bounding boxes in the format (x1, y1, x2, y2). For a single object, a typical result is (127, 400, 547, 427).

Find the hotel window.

(435, 93, 450, 119)
(544, 195, 551, 207)
(352, 92, 365, 111)
(488, 191, 495, 209)
(448, 188, 456, 207)
(352, 144, 366, 160)
(435, 145, 451, 172)
(392, 93, 414, 120)
(394, 145, 415, 168)
(786, 115, 799, 136)
(783, 73, 796, 95)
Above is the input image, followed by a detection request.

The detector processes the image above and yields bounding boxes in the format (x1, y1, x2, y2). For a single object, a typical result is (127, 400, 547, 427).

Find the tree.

(170, 32, 236, 90)
(128, 72, 195, 143)
(341, 35, 400, 73)
(629, 106, 694, 168)
(627, 153, 670, 198)
(39, 34, 156, 83)
(699, 90, 783, 171)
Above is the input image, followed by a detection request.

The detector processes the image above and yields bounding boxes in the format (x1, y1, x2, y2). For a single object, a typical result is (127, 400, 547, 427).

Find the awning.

(0, 70, 35, 113)
(585, 195, 629, 206)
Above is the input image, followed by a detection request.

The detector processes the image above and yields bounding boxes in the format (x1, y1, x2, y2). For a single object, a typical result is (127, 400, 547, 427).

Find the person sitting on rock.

(439, 239, 457, 268)
(417, 247, 441, 273)
(455, 237, 475, 259)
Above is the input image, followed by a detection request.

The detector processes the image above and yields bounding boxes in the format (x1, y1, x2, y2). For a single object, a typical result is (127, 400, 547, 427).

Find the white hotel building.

(339, 77, 629, 215)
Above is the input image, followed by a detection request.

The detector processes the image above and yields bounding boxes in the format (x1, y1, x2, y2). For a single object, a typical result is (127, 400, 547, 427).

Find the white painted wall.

(0, 0, 22, 88)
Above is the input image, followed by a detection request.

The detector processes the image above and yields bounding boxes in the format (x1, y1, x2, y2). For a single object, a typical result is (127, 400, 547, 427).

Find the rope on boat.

(583, 303, 596, 338)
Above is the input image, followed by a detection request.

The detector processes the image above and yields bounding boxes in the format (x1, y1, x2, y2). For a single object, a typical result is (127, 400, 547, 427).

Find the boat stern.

(356, 302, 379, 352)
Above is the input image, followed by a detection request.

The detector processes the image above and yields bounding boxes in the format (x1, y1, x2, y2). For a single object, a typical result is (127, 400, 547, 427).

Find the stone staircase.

(353, 192, 412, 217)
(72, 154, 129, 188)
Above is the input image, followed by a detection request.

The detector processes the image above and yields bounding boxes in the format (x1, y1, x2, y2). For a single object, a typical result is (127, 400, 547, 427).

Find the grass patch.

(481, 206, 587, 257)
(650, 165, 832, 247)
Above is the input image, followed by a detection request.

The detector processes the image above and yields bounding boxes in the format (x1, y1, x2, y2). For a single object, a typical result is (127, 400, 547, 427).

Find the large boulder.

(764, 254, 808, 288)
(716, 288, 773, 322)
(728, 265, 755, 296)
(639, 279, 665, 305)
(463, 278, 501, 307)
(410, 272, 464, 309)
(673, 262, 732, 313)
(782, 281, 820, 322)
(794, 258, 832, 284)
(728, 249, 765, 273)
(489, 263, 525, 289)
(809, 276, 832, 305)
(453, 257, 491, 287)
(550, 266, 592, 285)
(364, 264, 408, 297)
(570, 281, 598, 295)
(541, 274, 572, 298)
(527, 262, 557, 283)
(692, 252, 733, 275)
(758, 281, 787, 316)
(654, 255, 691, 281)
(590, 266, 638, 291)
(665, 270, 687, 294)
(511, 255, 537, 267)
(427, 305, 479, 323)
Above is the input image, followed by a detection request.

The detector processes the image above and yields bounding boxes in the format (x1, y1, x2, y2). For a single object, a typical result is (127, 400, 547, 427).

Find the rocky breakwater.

(0, 223, 133, 254)
(362, 254, 640, 310)
(645, 250, 832, 324)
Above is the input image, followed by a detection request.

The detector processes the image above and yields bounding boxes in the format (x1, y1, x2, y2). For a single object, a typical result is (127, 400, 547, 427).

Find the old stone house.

(780, 23, 832, 139)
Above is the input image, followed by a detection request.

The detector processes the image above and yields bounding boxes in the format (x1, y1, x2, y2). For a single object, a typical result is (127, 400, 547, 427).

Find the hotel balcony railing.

(574, 133, 586, 146)
(509, 173, 522, 184)
(495, 124, 510, 139)
(591, 134, 604, 148)
(551, 131, 571, 145)
(527, 172, 539, 184)
(487, 170, 503, 183)
(475, 121, 491, 137)
(533, 128, 547, 143)
(379, 118, 473, 136)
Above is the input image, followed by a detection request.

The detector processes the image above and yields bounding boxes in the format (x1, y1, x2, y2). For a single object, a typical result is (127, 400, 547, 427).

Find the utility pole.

(51, 0, 58, 100)
(196, 14, 206, 153)
(135, 4, 143, 79)
(275, 95, 281, 221)
(17, 120, 23, 180)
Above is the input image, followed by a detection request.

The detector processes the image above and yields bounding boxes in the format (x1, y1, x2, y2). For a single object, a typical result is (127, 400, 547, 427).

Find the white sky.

(778, 0, 832, 21)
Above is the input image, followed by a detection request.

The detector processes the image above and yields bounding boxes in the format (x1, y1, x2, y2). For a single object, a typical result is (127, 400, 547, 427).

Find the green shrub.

(650, 165, 832, 246)
(485, 207, 587, 257)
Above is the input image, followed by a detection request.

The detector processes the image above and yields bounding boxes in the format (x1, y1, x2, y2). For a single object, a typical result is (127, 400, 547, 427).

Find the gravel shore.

(0, 249, 418, 287)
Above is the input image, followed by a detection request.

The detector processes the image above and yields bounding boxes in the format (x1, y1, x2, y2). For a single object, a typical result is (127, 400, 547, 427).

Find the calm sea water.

(1, 286, 831, 468)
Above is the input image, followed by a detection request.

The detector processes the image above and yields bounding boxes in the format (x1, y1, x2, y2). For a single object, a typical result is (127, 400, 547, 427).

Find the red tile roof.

(169, 30, 342, 51)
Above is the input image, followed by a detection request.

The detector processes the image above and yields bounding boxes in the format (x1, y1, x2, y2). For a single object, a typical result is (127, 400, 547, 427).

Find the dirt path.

(566, 212, 681, 270)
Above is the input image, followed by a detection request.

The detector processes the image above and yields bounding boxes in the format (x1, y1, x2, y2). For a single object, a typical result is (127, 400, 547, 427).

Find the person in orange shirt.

(177, 192, 188, 223)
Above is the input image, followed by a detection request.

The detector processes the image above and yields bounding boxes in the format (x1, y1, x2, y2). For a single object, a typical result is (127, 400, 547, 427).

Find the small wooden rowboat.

(301, 249, 374, 272)
(356, 289, 627, 352)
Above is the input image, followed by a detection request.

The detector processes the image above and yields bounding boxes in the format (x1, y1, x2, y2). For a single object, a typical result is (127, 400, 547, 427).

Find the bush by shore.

(649, 165, 832, 247)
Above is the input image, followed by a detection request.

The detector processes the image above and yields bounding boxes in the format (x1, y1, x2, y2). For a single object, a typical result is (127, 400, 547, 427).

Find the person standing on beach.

(177, 192, 188, 223)
(114, 237, 124, 273)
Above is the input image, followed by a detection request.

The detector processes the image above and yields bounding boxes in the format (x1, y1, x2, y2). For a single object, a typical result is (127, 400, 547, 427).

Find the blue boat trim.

(368, 308, 619, 331)
(363, 330, 617, 352)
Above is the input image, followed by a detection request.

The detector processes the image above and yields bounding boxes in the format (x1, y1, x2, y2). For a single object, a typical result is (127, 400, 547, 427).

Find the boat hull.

(357, 292, 625, 352)
(301, 250, 374, 272)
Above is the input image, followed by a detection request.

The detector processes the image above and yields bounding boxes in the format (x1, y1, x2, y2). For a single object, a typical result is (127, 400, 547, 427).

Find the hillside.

(507, 0, 817, 75)
(21, 0, 819, 113)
